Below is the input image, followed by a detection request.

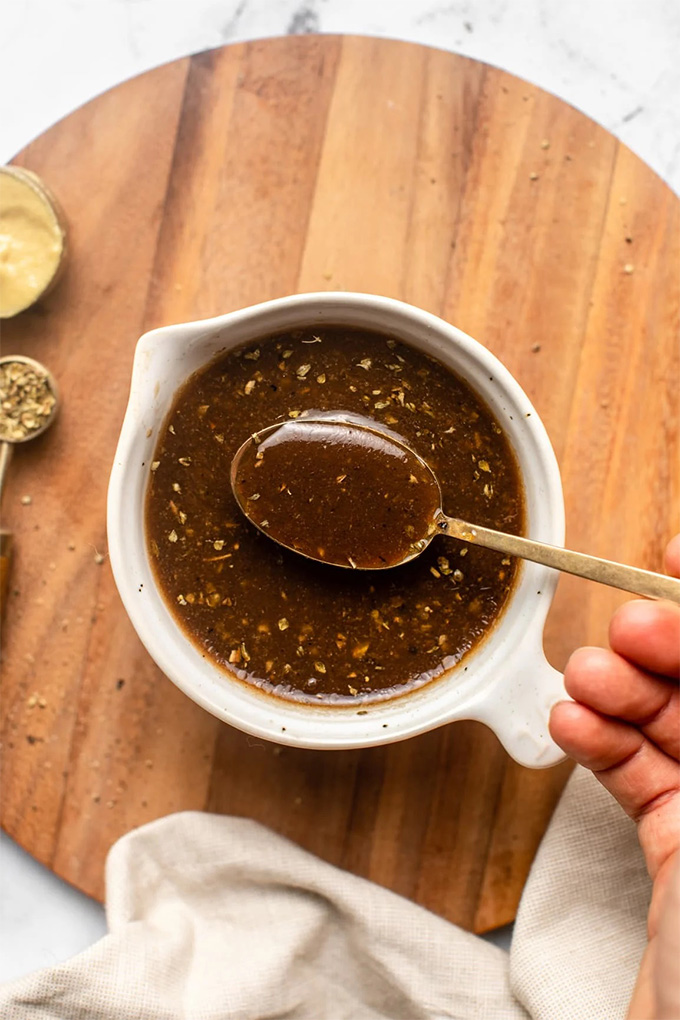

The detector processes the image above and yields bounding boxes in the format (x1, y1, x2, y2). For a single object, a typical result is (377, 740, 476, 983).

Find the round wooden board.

(2, 36, 678, 934)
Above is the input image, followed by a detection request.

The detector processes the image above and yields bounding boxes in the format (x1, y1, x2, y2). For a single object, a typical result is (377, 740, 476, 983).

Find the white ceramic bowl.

(108, 293, 567, 767)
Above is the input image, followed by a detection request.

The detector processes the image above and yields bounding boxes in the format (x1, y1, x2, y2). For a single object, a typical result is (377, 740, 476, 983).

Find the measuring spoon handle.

(0, 444, 13, 623)
(439, 515, 680, 603)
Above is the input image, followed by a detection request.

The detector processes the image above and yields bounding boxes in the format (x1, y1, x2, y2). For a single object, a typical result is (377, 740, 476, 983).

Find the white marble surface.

(2, 0, 679, 988)
(2, 0, 680, 191)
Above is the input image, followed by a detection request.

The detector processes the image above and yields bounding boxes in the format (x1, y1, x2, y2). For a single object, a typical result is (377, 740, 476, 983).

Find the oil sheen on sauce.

(145, 326, 525, 704)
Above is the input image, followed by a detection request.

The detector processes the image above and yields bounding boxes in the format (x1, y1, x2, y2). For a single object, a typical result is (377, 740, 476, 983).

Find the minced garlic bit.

(244, 380, 256, 395)
(278, 617, 289, 631)
(168, 530, 178, 543)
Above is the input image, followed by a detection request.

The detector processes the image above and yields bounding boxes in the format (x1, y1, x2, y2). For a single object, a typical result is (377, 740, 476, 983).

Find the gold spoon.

(231, 417, 680, 603)
(0, 355, 60, 617)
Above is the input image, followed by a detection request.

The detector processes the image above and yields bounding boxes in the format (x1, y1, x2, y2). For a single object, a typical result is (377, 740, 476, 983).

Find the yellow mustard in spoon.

(0, 166, 67, 318)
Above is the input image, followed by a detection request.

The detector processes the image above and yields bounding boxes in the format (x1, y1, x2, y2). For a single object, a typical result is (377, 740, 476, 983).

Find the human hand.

(550, 535, 680, 1020)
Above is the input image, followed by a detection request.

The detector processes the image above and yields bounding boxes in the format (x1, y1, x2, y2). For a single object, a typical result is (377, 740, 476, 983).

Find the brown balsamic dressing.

(231, 418, 441, 570)
(146, 325, 524, 703)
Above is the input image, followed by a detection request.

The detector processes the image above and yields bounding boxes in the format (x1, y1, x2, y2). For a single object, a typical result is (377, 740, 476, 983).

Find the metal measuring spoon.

(231, 417, 680, 603)
(0, 355, 60, 616)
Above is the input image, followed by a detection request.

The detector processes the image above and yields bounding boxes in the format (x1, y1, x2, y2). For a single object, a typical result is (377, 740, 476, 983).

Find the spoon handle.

(439, 516, 680, 603)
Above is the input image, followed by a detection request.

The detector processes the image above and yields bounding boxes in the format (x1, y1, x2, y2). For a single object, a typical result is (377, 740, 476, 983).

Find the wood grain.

(0, 532, 12, 622)
(1, 36, 677, 932)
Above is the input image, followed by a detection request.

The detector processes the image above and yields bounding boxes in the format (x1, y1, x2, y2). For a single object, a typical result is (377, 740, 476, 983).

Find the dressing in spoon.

(231, 418, 680, 602)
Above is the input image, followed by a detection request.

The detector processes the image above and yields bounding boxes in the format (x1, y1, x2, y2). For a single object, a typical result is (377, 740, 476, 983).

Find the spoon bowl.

(231, 415, 441, 569)
(0, 355, 60, 444)
(0, 354, 60, 617)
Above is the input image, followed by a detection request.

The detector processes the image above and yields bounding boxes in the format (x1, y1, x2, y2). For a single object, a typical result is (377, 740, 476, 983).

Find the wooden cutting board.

(2, 36, 678, 933)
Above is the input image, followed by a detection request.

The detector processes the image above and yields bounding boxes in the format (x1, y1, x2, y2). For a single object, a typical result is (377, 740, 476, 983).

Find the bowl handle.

(468, 653, 568, 768)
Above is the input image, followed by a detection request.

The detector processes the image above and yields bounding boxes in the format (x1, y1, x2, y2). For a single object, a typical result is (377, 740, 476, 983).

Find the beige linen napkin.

(1, 767, 649, 1020)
